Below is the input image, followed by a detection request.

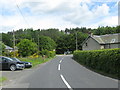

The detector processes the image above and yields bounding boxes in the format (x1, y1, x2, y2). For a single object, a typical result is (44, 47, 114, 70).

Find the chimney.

(88, 31, 93, 37)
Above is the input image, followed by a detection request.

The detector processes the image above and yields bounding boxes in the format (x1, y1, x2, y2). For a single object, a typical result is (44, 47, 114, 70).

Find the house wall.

(82, 37, 101, 50)
(104, 43, 120, 49)
(110, 43, 120, 48)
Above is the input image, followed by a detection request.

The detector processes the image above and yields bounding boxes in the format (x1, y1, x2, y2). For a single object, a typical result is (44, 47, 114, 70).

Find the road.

(2, 55, 118, 89)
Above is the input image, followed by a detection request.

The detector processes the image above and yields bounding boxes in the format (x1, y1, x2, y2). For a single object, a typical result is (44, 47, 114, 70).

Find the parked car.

(0, 56, 24, 71)
(11, 58, 32, 68)
(64, 51, 71, 55)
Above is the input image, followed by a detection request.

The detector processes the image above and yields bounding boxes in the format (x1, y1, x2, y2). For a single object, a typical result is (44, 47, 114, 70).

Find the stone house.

(81, 33, 120, 50)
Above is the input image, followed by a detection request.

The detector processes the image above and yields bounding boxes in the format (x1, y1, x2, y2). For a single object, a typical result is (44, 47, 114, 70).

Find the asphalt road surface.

(2, 55, 118, 89)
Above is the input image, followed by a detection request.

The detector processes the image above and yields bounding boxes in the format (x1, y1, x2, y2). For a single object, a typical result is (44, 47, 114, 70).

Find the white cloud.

(0, 0, 118, 33)
(93, 4, 109, 16)
(64, 3, 110, 25)
(98, 16, 118, 26)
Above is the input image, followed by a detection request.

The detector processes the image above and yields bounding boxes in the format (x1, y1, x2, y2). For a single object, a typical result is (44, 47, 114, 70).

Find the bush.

(17, 39, 38, 57)
(73, 48, 120, 79)
(39, 50, 56, 58)
(29, 53, 39, 58)
(49, 51, 56, 57)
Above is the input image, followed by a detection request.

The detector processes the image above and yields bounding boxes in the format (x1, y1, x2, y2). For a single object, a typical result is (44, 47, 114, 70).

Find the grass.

(19, 56, 54, 68)
(0, 77, 7, 83)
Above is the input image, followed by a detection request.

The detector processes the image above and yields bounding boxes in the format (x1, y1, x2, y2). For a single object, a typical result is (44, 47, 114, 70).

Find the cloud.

(63, 3, 110, 25)
(0, 0, 118, 33)
(98, 16, 118, 26)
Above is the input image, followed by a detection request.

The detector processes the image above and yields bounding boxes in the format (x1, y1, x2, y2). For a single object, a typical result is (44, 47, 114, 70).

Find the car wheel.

(10, 65, 16, 71)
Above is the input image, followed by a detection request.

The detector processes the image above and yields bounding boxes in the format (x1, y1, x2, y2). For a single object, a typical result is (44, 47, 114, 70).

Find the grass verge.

(19, 56, 55, 68)
(0, 77, 7, 83)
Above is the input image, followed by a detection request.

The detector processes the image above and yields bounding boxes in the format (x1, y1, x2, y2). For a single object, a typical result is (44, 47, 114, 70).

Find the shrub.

(9, 51, 19, 57)
(73, 48, 120, 79)
(39, 50, 56, 58)
(29, 53, 39, 58)
(17, 39, 37, 57)
(49, 51, 56, 57)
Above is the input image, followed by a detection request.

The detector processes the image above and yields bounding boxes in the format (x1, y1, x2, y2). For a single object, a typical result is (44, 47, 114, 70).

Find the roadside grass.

(19, 56, 55, 68)
(0, 77, 7, 83)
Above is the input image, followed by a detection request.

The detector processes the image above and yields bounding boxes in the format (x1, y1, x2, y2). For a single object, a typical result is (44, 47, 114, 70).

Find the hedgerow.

(73, 48, 120, 79)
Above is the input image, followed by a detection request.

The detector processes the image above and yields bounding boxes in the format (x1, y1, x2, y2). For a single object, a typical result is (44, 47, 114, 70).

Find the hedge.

(73, 48, 120, 79)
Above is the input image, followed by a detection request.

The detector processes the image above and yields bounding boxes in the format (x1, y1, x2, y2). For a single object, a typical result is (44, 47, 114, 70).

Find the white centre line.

(59, 60, 62, 63)
(60, 74, 73, 90)
(58, 64, 61, 70)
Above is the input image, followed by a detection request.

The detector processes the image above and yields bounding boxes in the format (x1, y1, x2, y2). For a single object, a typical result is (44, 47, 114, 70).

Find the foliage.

(0, 77, 7, 83)
(9, 51, 19, 57)
(73, 48, 120, 79)
(2, 33, 13, 47)
(37, 36, 56, 51)
(56, 32, 88, 54)
(2, 25, 120, 54)
(17, 39, 38, 57)
(39, 49, 56, 58)
(0, 42, 5, 55)
(29, 53, 39, 58)
(20, 57, 52, 67)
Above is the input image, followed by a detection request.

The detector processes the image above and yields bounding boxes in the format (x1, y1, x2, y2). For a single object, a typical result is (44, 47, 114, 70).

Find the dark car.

(11, 58, 32, 68)
(0, 56, 24, 71)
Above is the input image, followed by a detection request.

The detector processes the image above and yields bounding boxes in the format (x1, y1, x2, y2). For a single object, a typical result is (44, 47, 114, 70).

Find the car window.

(2, 57, 13, 61)
(2, 57, 8, 61)
(11, 58, 20, 61)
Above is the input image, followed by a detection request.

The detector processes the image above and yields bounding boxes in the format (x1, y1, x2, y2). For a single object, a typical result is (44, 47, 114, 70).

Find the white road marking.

(60, 57, 64, 63)
(60, 60, 62, 63)
(58, 64, 61, 70)
(60, 74, 73, 90)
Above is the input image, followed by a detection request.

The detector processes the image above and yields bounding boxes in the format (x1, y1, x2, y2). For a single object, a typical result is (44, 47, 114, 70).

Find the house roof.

(5, 45, 13, 50)
(82, 33, 120, 45)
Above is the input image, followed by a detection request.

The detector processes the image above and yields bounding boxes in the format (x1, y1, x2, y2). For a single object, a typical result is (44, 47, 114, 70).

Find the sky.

(0, 0, 119, 33)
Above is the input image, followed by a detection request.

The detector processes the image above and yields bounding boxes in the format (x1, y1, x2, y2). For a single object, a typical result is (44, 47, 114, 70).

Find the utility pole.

(13, 30, 15, 57)
(76, 32, 78, 50)
(38, 34, 39, 51)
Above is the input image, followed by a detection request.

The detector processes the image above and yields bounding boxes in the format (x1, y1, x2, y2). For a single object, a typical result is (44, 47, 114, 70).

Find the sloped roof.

(82, 33, 120, 45)
(5, 45, 13, 50)
(92, 33, 120, 44)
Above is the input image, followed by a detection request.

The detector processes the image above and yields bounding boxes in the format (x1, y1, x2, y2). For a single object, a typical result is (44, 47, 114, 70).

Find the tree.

(37, 36, 56, 51)
(56, 32, 88, 54)
(17, 39, 37, 57)
(0, 42, 5, 55)
(2, 33, 13, 47)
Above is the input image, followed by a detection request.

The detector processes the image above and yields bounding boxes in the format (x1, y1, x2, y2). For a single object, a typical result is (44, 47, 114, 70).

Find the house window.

(85, 43, 88, 46)
(111, 39, 115, 43)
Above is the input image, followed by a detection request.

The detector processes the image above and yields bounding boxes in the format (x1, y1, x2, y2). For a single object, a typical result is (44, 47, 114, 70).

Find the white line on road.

(58, 64, 61, 70)
(60, 74, 73, 90)
(60, 60, 62, 63)
(60, 57, 64, 63)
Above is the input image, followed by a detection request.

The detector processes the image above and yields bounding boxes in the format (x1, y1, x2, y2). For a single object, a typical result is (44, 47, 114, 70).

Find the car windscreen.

(11, 58, 20, 62)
